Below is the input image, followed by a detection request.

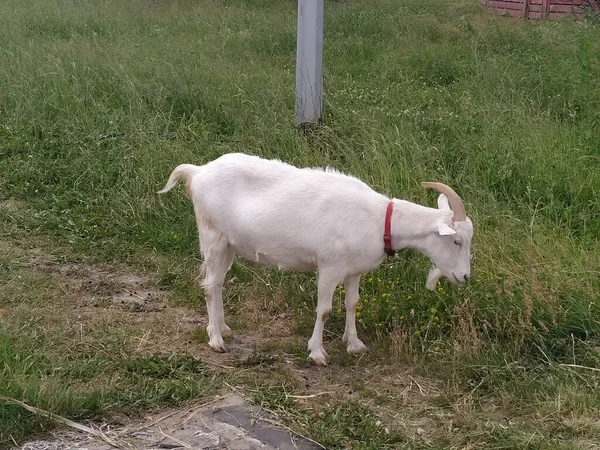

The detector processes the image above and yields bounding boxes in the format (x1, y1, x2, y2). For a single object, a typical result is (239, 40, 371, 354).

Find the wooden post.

(542, 0, 550, 17)
(295, 0, 324, 126)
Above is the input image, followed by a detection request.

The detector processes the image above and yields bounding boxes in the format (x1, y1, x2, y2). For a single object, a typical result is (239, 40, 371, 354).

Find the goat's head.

(421, 182, 473, 290)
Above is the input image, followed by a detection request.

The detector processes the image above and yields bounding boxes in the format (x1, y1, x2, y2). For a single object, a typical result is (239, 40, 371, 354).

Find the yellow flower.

(434, 345, 440, 352)
(414, 330, 420, 337)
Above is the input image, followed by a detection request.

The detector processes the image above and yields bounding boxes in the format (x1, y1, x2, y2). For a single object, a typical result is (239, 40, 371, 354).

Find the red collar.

(384, 201, 395, 257)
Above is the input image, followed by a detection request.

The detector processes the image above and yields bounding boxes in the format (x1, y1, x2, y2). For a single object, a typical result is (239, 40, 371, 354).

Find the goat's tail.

(157, 164, 200, 194)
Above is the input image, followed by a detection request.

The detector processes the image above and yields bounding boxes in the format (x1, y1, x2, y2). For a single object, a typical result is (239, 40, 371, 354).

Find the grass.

(0, 239, 218, 445)
(0, 0, 599, 448)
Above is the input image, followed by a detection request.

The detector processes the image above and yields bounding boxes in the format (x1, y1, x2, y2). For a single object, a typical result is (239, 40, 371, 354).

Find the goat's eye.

(454, 240, 462, 246)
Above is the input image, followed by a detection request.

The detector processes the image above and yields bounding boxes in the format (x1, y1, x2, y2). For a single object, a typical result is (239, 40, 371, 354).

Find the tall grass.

(1, 0, 599, 446)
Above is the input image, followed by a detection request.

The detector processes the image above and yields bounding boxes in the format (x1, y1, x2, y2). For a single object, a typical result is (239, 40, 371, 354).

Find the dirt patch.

(1, 239, 305, 367)
(1, 240, 206, 357)
(0, 198, 26, 214)
(21, 246, 166, 312)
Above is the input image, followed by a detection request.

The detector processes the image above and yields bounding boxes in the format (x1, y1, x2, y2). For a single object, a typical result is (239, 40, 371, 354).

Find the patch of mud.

(226, 333, 261, 360)
(110, 289, 165, 312)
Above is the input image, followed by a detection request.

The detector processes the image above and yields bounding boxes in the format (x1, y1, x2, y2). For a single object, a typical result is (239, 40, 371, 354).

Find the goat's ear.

(437, 194, 450, 211)
(437, 221, 457, 236)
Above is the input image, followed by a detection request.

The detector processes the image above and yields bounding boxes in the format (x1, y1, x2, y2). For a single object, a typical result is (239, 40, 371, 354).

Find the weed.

(249, 381, 405, 449)
(123, 353, 206, 379)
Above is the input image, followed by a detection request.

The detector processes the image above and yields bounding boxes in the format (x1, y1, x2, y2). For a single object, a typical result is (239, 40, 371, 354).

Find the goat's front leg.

(307, 268, 339, 366)
(342, 275, 368, 354)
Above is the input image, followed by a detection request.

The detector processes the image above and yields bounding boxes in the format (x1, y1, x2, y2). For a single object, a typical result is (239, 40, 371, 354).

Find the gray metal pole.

(295, 0, 324, 125)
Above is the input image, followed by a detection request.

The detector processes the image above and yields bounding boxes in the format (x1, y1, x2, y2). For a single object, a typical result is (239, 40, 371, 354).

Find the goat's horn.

(421, 182, 467, 222)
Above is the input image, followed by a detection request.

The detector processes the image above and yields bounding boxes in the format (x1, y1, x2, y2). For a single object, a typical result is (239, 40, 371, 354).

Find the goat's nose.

(464, 274, 470, 282)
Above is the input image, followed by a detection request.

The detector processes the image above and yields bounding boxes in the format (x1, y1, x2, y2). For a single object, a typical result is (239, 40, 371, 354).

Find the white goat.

(158, 153, 473, 366)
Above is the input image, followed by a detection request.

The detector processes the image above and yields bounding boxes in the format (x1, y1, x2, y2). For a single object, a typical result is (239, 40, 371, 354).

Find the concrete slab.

(13, 395, 323, 450)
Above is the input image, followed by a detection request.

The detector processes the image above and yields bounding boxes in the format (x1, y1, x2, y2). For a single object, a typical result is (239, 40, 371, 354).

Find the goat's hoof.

(311, 356, 328, 367)
(309, 349, 328, 367)
(347, 340, 368, 354)
(220, 324, 232, 338)
(208, 340, 227, 353)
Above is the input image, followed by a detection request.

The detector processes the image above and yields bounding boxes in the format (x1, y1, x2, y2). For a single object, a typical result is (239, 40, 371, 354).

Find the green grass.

(1, 0, 599, 448)
(0, 324, 216, 445)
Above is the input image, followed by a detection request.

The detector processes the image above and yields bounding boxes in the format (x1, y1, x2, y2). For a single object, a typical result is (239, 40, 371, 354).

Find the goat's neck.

(390, 200, 449, 256)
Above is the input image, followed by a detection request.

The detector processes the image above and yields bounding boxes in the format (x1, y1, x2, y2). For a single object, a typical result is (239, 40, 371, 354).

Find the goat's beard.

(426, 267, 443, 290)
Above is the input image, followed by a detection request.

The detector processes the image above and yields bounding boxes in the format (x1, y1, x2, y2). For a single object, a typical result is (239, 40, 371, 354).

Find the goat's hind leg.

(197, 219, 234, 352)
(342, 275, 368, 354)
(307, 268, 340, 366)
